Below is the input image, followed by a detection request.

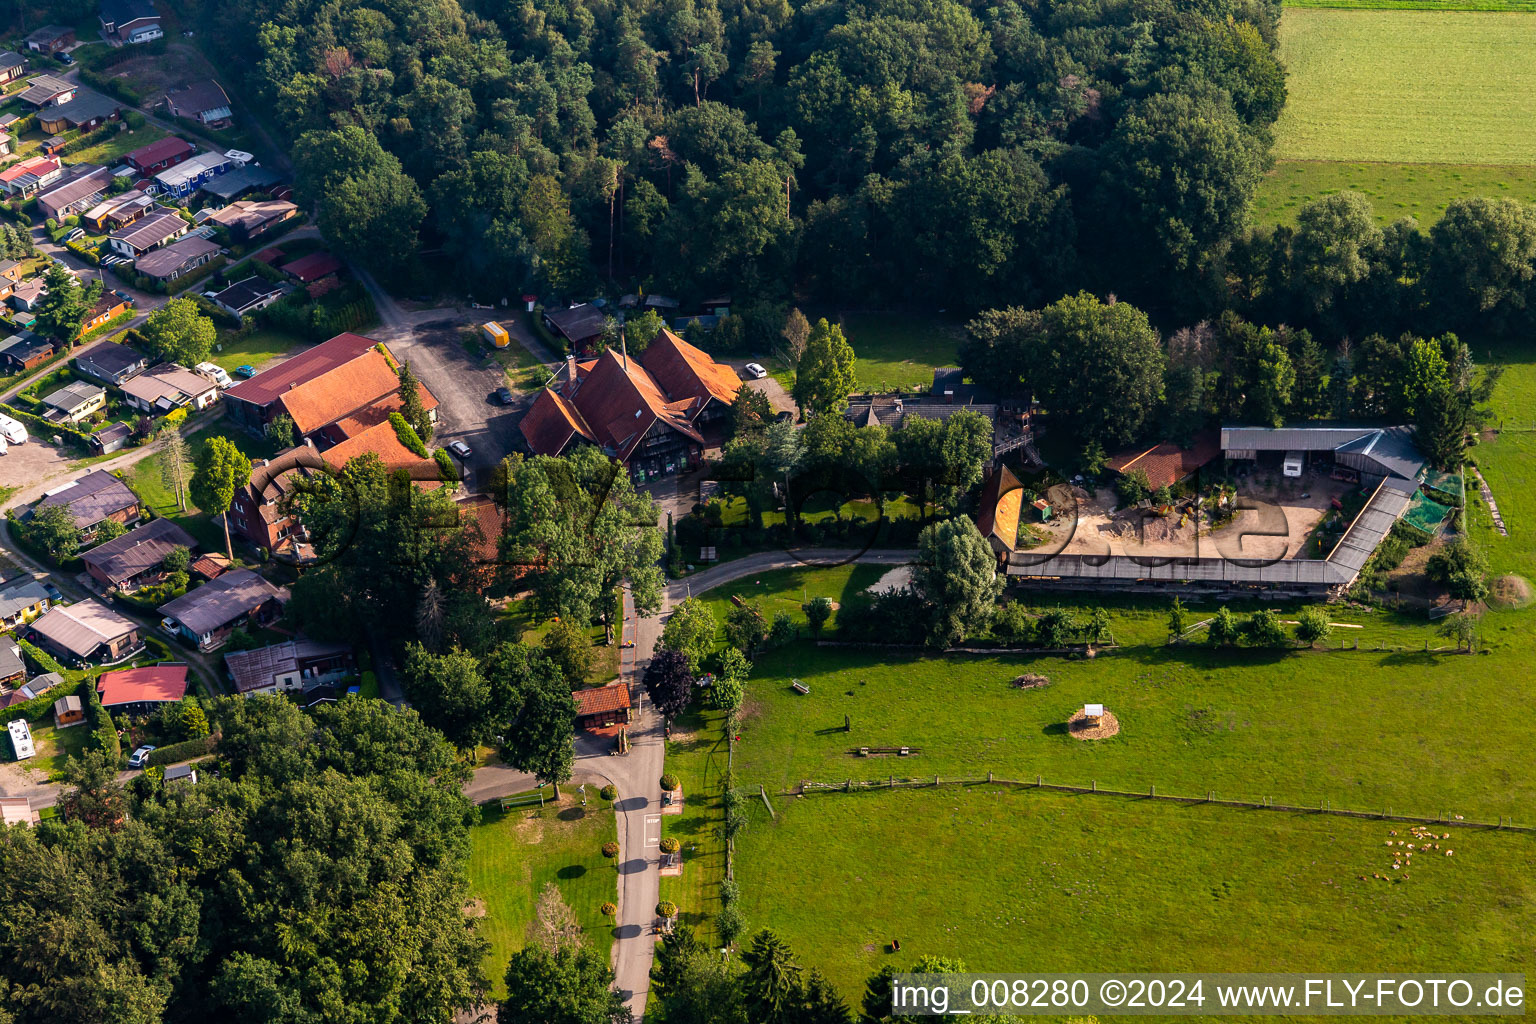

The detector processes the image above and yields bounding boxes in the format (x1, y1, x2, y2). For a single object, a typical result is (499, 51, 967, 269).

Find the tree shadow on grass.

(557, 806, 587, 821)
(1041, 722, 1069, 737)
(557, 864, 587, 879)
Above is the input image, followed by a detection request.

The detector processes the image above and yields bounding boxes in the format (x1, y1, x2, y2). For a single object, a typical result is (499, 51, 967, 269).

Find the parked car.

(495, 387, 515, 405)
(743, 362, 768, 379)
(57, 52, 75, 65)
(448, 440, 472, 459)
(234, 364, 258, 378)
(64, 228, 84, 243)
(128, 745, 156, 769)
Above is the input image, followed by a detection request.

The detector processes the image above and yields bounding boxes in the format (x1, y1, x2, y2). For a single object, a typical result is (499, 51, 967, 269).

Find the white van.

(195, 362, 233, 389)
(0, 414, 27, 445)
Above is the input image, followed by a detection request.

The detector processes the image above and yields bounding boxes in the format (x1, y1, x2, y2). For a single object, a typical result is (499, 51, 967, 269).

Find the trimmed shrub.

(599, 783, 616, 801)
(659, 773, 679, 792)
(81, 676, 121, 764)
(434, 447, 457, 482)
(389, 412, 428, 457)
(601, 841, 620, 858)
(655, 901, 677, 919)
(599, 901, 617, 917)
(659, 837, 679, 854)
(717, 903, 745, 945)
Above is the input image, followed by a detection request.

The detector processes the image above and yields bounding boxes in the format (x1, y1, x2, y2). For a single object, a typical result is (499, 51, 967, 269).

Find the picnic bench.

(791, 680, 810, 695)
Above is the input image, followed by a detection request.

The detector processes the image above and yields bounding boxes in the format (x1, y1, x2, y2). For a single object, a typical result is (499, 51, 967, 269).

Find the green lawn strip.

(1285, 0, 1536, 9)
(734, 785, 1535, 1002)
(1468, 433, 1536, 581)
(467, 794, 619, 1000)
(660, 706, 731, 939)
(65, 124, 170, 166)
(727, 635, 1536, 817)
(211, 328, 304, 375)
(695, 564, 892, 648)
(1273, 10, 1536, 165)
(839, 312, 962, 392)
(1252, 161, 1536, 227)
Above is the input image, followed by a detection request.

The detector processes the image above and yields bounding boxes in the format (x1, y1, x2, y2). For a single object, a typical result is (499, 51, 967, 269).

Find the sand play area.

(1024, 472, 1356, 563)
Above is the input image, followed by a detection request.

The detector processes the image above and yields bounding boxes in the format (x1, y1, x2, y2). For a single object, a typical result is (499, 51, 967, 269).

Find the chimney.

(621, 327, 629, 373)
(566, 353, 577, 382)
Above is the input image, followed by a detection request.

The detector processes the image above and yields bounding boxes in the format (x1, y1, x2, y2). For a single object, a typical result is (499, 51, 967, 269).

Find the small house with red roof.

(126, 136, 194, 176)
(519, 328, 742, 481)
(97, 663, 188, 714)
(573, 683, 631, 729)
(280, 251, 344, 285)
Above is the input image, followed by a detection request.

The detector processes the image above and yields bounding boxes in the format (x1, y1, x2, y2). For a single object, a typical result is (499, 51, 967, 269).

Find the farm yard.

(682, 336, 1536, 1002)
(1256, 7, 1536, 225)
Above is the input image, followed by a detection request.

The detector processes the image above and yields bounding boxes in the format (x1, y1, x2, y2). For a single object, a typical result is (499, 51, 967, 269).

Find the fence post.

(845, 779, 850, 793)
(1037, 775, 1042, 788)
(1092, 780, 1096, 792)
(1150, 784, 1155, 797)
(988, 770, 993, 783)
(934, 774, 940, 787)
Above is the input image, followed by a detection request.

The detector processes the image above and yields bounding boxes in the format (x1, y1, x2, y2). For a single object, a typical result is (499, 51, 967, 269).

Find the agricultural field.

(1251, 161, 1536, 226)
(733, 785, 1536, 1001)
(1273, 10, 1536, 165)
(467, 795, 619, 999)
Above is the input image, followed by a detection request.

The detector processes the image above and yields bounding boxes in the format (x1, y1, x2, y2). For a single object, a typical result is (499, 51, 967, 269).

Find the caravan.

(0, 414, 27, 445)
(8, 719, 34, 760)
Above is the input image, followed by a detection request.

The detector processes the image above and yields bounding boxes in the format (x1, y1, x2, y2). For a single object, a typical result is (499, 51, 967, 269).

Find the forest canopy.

(184, 0, 1286, 316)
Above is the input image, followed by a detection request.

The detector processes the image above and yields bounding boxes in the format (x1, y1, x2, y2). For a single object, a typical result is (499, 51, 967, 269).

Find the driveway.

(352, 271, 526, 487)
(724, 358, 795, 416)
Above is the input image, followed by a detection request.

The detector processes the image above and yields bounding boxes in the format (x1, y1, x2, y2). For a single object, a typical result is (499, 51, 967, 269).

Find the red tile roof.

(522, 349, 704, 463)
(640, 329, 743, 408)
(126, 136, 193, 169)
(0, 156, 59, 185)
(519, 386, 594, 458)
(314, 383, 438, 445)
(97, 663, 189, 707)
(1105, 430, 1221, 491)
(225, 332, 378, 408)
(455, 496, 502, 565)
(321, 419, 435, 473)
(277, 347, 404, 435)
(572, 683, 630, 718)
(282, 251, 344, 283)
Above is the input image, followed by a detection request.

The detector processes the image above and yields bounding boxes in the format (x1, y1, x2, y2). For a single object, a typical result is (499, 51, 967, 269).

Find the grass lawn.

(27, 721, 89, 780)
(66, 125, 170, 167)
(211, 328, 304, 375)
(125, 427, 279, 553)
(1273, 10, 1536, 164)
(659, 706, 732, 939)
(734, 785, 1536, 1002)
(695, 564, 891, 642)
(834, 313, 962, 393)
(729, 634, 1536, 818)
(1285, 0, 1536, 8)
(467, 794, 619, 999)
(1251, 161, 1536, 227)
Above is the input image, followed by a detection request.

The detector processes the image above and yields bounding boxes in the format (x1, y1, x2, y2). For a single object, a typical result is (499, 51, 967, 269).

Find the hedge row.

(81, 676, 121, 763)
(0, 403, 93, 450)
(5, 640, 76, 723)
(189, 293, 240, 328)
(56, 124, 119, 158)
(146, 734, 215, 767)
(389, 412, 428, 457)
(65, 239, 101, 265)
(167, 254, 228, 294)
(434, 447, 457, 482)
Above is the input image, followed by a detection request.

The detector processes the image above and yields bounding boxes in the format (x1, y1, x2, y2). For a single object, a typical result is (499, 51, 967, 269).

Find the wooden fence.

(789, 774, 1533, 834)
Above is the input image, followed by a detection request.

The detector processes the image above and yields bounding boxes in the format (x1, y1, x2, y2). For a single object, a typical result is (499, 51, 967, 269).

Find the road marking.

(644, 814, 661, 847)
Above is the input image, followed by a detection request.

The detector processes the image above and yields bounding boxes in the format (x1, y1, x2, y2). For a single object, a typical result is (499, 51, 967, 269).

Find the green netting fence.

(1421, 468, 1464, 504)
(1402, 491, 1454, 535)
